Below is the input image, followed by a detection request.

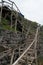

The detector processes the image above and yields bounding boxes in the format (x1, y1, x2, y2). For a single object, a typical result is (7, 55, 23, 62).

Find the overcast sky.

(14, 0, 43, 25)
(0, 0, 43, 25)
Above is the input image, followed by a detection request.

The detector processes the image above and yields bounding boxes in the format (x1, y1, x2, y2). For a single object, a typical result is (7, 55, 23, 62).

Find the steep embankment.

(0, 5, 41, 65)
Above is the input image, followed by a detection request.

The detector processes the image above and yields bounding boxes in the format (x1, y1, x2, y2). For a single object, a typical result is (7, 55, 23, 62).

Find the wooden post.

(25, 26, 30, 38)
(14, 6, 19, 33)
(10, 50, 14, 65)
(34, 28, 39, 65)
(0, 0, 3, 22)
(11, 2, 13, 29)
(22, 18, 24, 34)
(15, 16, 17, 33)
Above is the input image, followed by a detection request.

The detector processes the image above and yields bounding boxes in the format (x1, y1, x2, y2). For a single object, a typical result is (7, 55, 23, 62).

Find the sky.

(14, 0, 43, 25)
(0, 0, 43, 25)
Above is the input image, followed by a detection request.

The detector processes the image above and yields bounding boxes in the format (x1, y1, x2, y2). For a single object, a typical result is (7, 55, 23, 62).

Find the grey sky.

(13, 0, 43, 25)
(0, 0, 43, 25)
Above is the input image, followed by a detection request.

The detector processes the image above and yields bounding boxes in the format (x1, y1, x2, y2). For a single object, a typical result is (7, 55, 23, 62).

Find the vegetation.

(38, 56, 43, 65)
(0, 18, 15, 31)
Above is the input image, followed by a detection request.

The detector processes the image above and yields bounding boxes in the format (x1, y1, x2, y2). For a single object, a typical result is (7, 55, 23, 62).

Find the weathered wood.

(10, 50, 14, 65)
(12, 27, 39, 65)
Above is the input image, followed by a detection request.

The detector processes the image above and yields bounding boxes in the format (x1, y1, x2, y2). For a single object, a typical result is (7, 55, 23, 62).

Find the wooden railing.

(12, 27, 40, 65)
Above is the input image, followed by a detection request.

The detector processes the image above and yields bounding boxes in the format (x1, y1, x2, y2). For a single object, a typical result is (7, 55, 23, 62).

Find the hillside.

(0, 4, 43, 65)
(0, 6, 38, 31)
